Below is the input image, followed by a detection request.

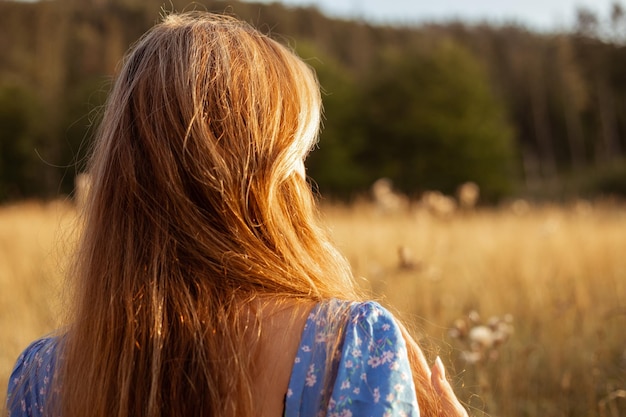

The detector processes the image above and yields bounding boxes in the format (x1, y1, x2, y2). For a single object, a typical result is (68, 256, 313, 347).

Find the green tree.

(57, 76, 110, 194)
(359, 39, 518, 200)
(295, 41, 369, 197)
(0, 85, 46, 201)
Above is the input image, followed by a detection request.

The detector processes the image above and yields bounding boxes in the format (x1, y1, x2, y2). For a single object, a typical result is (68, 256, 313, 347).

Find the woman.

(7, 12, 468, 417)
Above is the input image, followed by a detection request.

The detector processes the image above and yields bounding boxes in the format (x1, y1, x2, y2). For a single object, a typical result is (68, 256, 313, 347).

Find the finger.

(431, 357, 469, 417)
(430, 356, 446, 395)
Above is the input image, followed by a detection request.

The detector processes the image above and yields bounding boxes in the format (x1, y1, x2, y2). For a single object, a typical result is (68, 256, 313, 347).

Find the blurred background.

(1, 0, 626, 203)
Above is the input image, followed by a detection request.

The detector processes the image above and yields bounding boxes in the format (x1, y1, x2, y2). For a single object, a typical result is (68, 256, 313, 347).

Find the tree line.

(1, 0, 625, 203)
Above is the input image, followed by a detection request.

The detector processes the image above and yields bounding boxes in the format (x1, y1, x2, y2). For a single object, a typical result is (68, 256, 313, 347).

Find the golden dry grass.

(1, 199, 625, 416)
(325, 201, 626, 416)
(0, 200, 75, 404)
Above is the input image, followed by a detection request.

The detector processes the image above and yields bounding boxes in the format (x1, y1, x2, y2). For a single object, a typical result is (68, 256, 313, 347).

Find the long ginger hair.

(56, 11, 445, 417)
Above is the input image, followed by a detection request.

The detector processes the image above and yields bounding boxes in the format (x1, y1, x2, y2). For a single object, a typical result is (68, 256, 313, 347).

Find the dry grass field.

(1, 199, 625, 416)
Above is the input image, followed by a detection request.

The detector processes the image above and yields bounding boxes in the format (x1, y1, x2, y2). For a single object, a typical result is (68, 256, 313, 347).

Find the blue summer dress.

(7, 300, 419, 417)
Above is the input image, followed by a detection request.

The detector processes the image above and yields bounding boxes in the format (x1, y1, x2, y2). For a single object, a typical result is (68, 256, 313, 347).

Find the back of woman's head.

(85, 11, 353, 296)
(60, 12, 357, 417)
(55, 12, 453, 417)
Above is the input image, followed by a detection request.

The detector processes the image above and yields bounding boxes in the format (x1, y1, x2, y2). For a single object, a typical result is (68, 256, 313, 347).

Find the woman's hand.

(430, 357, 469, 417)
(399, 322, 469, 416)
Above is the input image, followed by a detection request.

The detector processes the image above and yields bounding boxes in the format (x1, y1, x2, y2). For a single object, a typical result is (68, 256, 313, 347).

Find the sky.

(244, 0, 619, 31)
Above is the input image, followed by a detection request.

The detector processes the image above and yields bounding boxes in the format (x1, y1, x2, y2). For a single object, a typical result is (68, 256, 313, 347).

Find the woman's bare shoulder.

(251, 298, 318, 417)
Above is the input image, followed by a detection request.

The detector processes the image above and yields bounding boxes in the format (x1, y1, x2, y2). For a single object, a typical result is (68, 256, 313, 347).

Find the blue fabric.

(285, 300, 419, 417)
(7, 337, 58, 417)
(7, 301, 419, 417)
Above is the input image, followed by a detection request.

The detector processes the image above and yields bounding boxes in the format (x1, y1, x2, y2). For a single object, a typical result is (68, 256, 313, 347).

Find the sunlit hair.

(55, 11, 445, 417)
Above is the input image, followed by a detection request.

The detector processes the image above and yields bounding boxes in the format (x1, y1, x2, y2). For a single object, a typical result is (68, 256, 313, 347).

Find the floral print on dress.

(7, 300, 419, 417)
(7, 337, 58, 417)
(285, 300, 419, 417)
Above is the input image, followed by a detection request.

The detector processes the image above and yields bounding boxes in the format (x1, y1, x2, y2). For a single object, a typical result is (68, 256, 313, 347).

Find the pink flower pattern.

(7, 338, 59, 417)
(284, 300, 419, 417)
(7, 301, 419, 417)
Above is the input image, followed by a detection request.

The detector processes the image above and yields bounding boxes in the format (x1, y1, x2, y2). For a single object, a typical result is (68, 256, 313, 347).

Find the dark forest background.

(1, 0, 626, 203)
